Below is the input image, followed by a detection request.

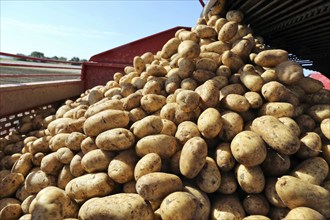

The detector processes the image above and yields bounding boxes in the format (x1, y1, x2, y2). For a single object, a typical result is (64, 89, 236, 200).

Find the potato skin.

(136, 134, 177, 159)
(0, 173, 25, 198)
(254, 49, 288, 67)
(276, 175, 330, 218)
(78, 193, 154, 220)
(275, 60, 303, 85)
(197, 157, 221, 193)
(259, 102, 294, 118)
(236, 164, 265, 194)
(231, 130, 267, 166)
(320, 118, 330, 140)
(284, 207, 326, 220)
(83, 110, 129, 137)
(160, 192, 198, 220)
(183, 185, 211, 220)
(251, 116, 300, 155)
(65, 173, 115, 201)
(135, 172, 182, 201)
(211, 195, 246, 220)
(96, 128, 135, 151)
(130, 115, 163, 138)
(197, 108, 223, 138)
(81, 149, 114, 173)
(179, 137, 207, 179)
(134, 153, 162, 181)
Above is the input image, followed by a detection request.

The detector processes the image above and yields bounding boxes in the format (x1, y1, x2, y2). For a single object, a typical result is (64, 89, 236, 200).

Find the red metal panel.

(82, 26, 190, 90)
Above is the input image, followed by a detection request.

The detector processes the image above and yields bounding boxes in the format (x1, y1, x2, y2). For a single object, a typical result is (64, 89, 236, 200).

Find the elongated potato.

(11, 153, 33, 177)
(134, 153, 162, 181)
(65, 173, 115, 201)
(178, 40, 201, 59)
(251, 116, 300, 155)
(275, 60, 303, 85)
(259, 102, 294, 118)
(197, 157, 221, 193)
(83, 110, 129, 137)
(275, 175, 330, 218)
(236, 164, 265, 194)
(197, 108, 223, 138)
(78, 193, 153, 220)
(261, 148, 291, 177)
(81, 149, 114, 173)
(136, 134, 177, 159)
(243, 194, 269, 216)
(130, 115, 163, 138)
(284, 207, 326, 220)
(136, 172, 182, 201)
(218, 21, 238, 42)
(179, 137, 207, 179)
(254, 49, 288, 67)
(96, 128, 135, 151)
(295, 132, 322, 159)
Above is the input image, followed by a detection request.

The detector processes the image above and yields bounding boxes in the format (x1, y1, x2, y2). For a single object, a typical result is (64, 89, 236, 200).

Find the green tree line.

(15, 51, 88, 63)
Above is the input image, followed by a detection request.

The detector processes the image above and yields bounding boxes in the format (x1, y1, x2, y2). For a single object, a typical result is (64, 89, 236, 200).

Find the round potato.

(196, 157, 221, 193)
(235, 164, 265, 193)
(134, 153, 162, 181)
(197, 108, 223, 138)
(214, 143, 236, 172)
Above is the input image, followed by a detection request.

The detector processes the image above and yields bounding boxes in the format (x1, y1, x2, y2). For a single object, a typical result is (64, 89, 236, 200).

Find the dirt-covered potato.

(235, 164, 265, 193)
(134, 153, 162, 181)
(197, 157, 221, 193)
(197, 108, 222, 138)
(251, 116, 300, 155)
(276, 175, 330, 218)
(78, 193, 153, 220)
(243, 194, 269, 216)
(296, 132, 322, 159)
(81, 149, 114, 173)
(261, 148, 291, 177)
(222, 94, 250, 112)
(135, 172, 182, 201)
(178, 40, 201, 59)
(320, 118, 330, 140)
(0, 198, 22, 220)
(275, 60, 303, 85)
(231, 130, 267, 166)
(284, 207, 326, 220)
(259, 102, 294, 118)
(254, 49, 288, 67)
(160, 191, 198, 220)
(65, 173, 115, 201)
(211, 195, 246, 220)
(96, 128, 135, 151)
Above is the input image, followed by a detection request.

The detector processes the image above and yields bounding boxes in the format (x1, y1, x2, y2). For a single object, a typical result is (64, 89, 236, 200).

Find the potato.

(196, 80, 220, 109)
(296, 76, 324, 94)
(202, 41, 230, 54)
(160, 191, 198, 220)
(244, 91, 263, 109)
(211, 195, 246, 220)
(141, 51, 154, 64)
(81, 149, 114, 173)
(142, 78, 162, 95)
(235, 164, 265, 193)
(21, 195, 35, 214)
(49, 133, 70, 151)
(261, 148, 290, 177)
(133, 56, 146, 74)
(320, 118, 330, 140)
(87, 88, 103, 105)
(30, 136, 51, 154)
(134, 153, 162, 181)
(221, 50, 244, 72)
(251, 116, 300, 155)
(57, 165, 74, 190)
(199, 52, 222, 65)
(254, 49, 288, 67)
(259, 102, 294, 118)
(183, 184, 211, 220)
(179, 137, 207, 179)
(243, 215, 270, 220)
(268, 207, 290, 220)
(178, 58, 195, 79)
(69, 152, 86, 177)
(291, 157, 329, 185)
(307, 104, 330, 122)
(48, 118, 84, 136)
(261, 81, 299, 106)
(194, 24, 217, 39)
(243, 194, 269, 216)
(222, 94, 250, 112)
(278, 117, 301, 137)
(239, 65, 264, 92)
(130, 115, 163, 139)
(275, 60, 303, 85)
(25, 170, 56, 194)
(95, 128, 135, 151)
(174, 121, 201, 145)
(78, 193, 153, 220)
(11, 153, 33, 177)
(284, 207, 326, 220)
(83, 109, 129, 137)
(56, 147, 74, 164)
(0, 172, 24, 198)
(160, 119, 177, 136)
(296, 114, 316, 134)
(296, 132, 322, 159)
(275, 175, 330, 218)
(231, 38, 253, 60)
(217, 171, 238, 194)
(218, 21, 238, 42)
(65, 173, 114, 200)
(40, 152, 63, 175)
(231, 130, 267, 166)
(0, 198, 22, 220)
(197, 157, 221, 193)
(140, 94, 166, 113)
(178, 30, 199, 42)
(108, 149, 138, 184)
(192, 69, 215, 83)
(214, 143, 236, 172)
(264, 177, 286, 208)
(136, 134, 177, 159)
(136, 172, 182, 200)
(178, 40, 201, 59)
(226, 10, 244, 23)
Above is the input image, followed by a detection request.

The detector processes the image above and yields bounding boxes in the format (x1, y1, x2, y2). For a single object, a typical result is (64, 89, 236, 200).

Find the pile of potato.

(1, 8, 330, 220)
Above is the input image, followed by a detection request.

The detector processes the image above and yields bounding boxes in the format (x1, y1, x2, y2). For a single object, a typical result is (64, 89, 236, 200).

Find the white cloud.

(1, 17, 123, 39)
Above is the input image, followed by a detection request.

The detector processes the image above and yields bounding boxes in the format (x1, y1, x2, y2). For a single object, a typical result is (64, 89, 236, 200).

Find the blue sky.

(1, 0, 203, 60)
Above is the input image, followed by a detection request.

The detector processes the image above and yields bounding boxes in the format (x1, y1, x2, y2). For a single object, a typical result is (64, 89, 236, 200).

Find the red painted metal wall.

(82, 26, 190, 89)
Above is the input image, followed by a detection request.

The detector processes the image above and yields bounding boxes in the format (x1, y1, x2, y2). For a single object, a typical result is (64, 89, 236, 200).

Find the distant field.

(0, 60, 81, 84)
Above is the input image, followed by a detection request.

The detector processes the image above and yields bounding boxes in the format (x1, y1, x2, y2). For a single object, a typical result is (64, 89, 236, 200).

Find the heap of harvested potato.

(1, 8, 330, 220)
